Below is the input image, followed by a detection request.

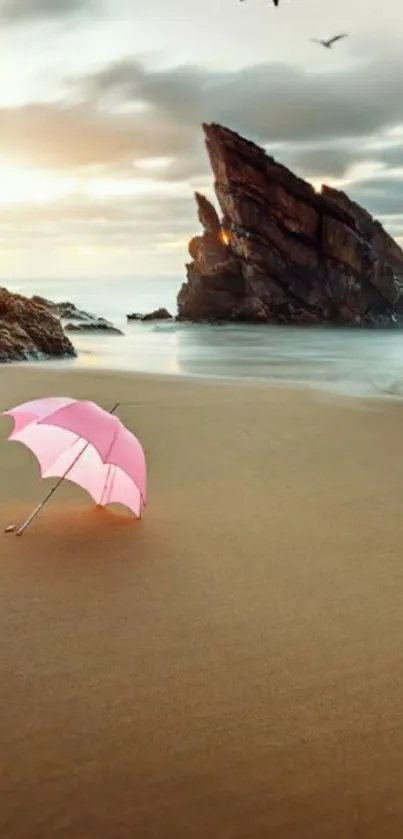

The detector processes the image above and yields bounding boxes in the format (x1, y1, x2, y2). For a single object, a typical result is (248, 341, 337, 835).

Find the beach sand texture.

(1, 367, 403, 838)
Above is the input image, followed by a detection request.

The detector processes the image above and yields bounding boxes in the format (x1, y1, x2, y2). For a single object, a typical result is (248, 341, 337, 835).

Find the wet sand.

(1, 366, 403, 838)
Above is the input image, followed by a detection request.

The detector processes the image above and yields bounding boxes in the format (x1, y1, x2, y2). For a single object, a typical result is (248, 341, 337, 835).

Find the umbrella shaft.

(16, 442, 91, 535)
(15, 501, 45, 535)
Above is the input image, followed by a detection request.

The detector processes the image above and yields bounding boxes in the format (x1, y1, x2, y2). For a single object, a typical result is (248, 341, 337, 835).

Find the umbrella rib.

(41, 432, 83, 478)
(100, 464, 113, 506)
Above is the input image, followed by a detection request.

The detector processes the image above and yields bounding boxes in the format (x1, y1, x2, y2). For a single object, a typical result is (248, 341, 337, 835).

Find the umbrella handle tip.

(4, 524, 16, 534)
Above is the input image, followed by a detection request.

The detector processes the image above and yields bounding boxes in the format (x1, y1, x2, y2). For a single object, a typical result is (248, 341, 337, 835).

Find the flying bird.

(311, 34, 348, 49)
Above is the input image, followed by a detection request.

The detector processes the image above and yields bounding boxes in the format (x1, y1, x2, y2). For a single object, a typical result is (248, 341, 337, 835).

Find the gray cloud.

(85, 55, 403, 146)
(0, 0, 94, 22)
(0, 103, 195, 168)
(274, 139, 403, 183)
(1, 53, 403, 245)
(369, 144, 403, 170)
(0, 192, 193, 225)
(64, 54, 403, 187)
(348, 176, 403, 216)
(1, 54, 402, 178)
(0, 191, 195, 252)
(278, 144, 360, 179)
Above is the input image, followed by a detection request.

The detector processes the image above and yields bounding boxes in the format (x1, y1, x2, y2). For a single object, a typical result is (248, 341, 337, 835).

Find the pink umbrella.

(1, 396, 147, 535)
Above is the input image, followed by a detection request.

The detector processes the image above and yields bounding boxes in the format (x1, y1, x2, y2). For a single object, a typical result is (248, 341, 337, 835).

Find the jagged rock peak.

(194, 191, 221, 234)
(177, 123, 403, 326)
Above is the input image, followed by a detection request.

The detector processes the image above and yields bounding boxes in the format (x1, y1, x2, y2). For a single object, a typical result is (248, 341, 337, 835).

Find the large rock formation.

(178, 124, 403, 326)
(0, 288, 76, 362)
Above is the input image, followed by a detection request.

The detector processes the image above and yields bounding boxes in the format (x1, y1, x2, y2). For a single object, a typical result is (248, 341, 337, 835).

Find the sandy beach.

(1, 365, 403, 838)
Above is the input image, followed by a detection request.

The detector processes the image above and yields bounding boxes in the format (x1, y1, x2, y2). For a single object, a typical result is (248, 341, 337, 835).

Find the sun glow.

(77, 246, 96, 255)
(219, 228, 231, 246)
(0, 157, 190, 208)
(0, 158, 77, 204)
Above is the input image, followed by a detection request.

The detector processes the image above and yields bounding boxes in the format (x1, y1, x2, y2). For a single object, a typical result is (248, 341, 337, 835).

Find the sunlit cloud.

(0, 158, 77, 204)
(0, 0, 402, 278)
(0, 0, 97, 23)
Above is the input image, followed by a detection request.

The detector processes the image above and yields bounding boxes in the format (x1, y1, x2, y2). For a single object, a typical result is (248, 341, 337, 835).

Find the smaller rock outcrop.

(32, 297, 123, 335)
(63, 320, 123, 334)
(141, 307, 173, 322)
(127, 308, 173, 322)
(0, 288, 76, 362)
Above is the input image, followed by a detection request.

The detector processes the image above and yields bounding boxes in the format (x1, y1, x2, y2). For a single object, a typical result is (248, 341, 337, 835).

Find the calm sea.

(7, 275, 403, 399)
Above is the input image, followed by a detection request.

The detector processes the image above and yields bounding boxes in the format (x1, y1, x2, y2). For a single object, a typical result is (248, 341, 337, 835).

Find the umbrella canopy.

(2, 397, 147, 517)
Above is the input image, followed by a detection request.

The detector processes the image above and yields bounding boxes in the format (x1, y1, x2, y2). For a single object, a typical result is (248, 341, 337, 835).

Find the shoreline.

(4, 356, 403, 405)
(4, 312, 403, 402)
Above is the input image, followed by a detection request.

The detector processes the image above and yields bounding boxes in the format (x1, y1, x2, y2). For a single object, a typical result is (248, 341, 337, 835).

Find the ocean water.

(7, 275, 403, 399)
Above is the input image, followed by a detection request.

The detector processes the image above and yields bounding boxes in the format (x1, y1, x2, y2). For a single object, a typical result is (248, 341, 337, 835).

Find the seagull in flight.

(311, 34, 348, 49)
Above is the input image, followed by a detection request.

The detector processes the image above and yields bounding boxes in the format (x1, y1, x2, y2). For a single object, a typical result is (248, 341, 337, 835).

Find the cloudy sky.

(0, 0, 402, 280)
